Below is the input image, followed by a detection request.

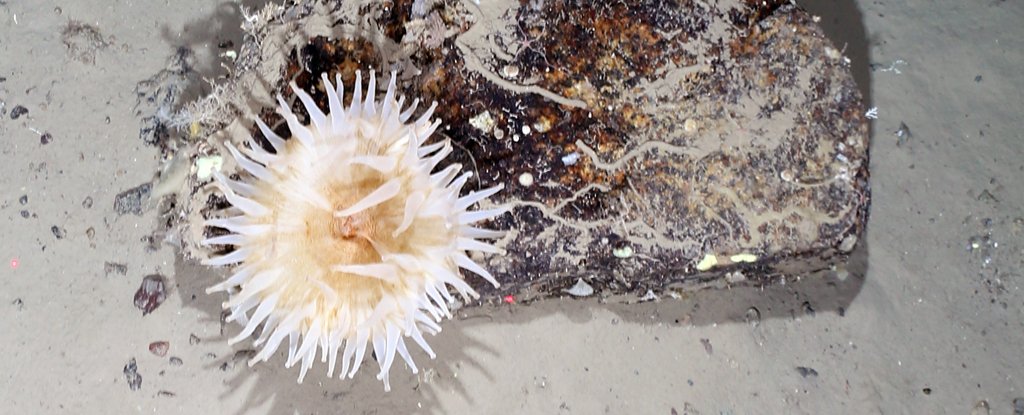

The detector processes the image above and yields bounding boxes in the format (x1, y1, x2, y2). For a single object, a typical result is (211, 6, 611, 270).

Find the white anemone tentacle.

(203, 70, 506, 391)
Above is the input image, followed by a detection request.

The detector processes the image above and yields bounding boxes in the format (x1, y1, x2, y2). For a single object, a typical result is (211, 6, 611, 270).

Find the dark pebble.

(40, 132, 52, 145)
(802, 301, 816, 316)
(123, 358, 142, 391)
(168, 356, 183, 366)
(233, 349, 256, 362)
(149, 341, 169, 357)
(700, 338, 713, 355)
(10, 105, 27, 119)
(744, 306, 761, 326)
(133, 274, 167, 315)
(82, 196, 93, 209)
(113, 183, 152, 216)
(1013, 397, 1024, 415)
(796, 366, 819, 378)
(922, 387, 932, 395)
(103, 261, 127, 276)
(189, 333, 201, 345)
(18, 195, 27, 205)
(12, 298, 24, 310)
(157, 390, 176, 398)
(20, 210, 29, 218)
(51, 226, 66, 239)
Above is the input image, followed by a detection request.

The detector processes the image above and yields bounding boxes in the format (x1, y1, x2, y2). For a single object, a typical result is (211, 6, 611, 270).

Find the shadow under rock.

(172, 252, 498, 415)
(799, 0, 873, 107)
(455, 236, 869, 332)
(157, 0, 273, 103)
(609, 238, 869, 327)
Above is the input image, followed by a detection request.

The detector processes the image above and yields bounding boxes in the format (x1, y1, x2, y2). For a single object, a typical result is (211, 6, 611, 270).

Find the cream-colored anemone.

(202, 70, 505, 391)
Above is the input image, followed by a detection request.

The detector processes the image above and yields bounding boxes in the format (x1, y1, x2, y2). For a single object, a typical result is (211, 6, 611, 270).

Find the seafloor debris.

(113, 183, 151, 216)
(148, 341, 169, 357)
(103, 261, 127, 277)
(796, 366, 819, 378)
(61, 20, 111, 64)
(9, 105, 27, 119)
(133, 274, 167, 315)
(123, 358, 142, 391)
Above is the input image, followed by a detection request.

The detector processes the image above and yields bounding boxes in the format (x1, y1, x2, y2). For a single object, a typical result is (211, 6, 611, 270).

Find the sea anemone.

(202, 70, 505, 390)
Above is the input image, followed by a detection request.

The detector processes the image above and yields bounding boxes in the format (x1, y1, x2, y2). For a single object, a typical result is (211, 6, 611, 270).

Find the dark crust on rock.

(198, 0, 870, 304)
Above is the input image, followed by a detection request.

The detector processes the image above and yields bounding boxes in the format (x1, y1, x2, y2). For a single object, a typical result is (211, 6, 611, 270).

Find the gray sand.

(1, 0, 1021, 413)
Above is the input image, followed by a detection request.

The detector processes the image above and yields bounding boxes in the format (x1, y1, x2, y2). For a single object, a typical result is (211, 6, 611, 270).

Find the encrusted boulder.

(159, 0, 869, 305)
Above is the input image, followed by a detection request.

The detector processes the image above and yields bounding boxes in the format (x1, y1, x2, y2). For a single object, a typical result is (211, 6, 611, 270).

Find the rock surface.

(172, 0, 869, 303)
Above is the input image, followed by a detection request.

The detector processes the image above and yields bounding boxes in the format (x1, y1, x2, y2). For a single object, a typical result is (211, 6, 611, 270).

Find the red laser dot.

(502, 295, 515, 304)
(10, 258, 19, 269)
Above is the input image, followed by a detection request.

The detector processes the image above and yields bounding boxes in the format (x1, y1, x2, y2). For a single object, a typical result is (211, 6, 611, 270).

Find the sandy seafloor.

(1, 0, 1022, 414)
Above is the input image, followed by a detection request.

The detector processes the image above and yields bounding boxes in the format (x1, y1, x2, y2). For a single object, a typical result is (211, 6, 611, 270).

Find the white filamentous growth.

(202, 70, 505, 391)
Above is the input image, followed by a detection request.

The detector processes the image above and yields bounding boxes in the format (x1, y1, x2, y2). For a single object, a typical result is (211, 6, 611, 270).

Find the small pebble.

(51, 226, 66, 239)
(82, 196, 93, 209)
(700, 338, 713, 355)
(563, 278, 594, 297)
(518, 172, 534, 187)
(233, 349, 257, 362)
(683, 118, 698, 133)
(168, 356, 183, 366)
(113, 183, 152, 216)
(103, 262, 127, 276)
(133, 274, 167, 315)
(123, 358, 142, 391)
(970, 400, 990, 415)
(157, 390, 176, 398)
(18, 195, 27, 205)
(612, 244, 633, 259)
(802, 301, 816, 316)
(922, 387, 932, 395)
(1013, 397, 1024, 415)
(20, 210, 29, 218)
(501, 64, 520, 78)
(189, 333, 201, 345)
(148, 341, 169, 357)
(40, 132, 52, 145)
(561, 152, 580, 166)
(744, 307, 761, 327)
(12, 298, 24, 311)
(10, 105, 28, 119)
(796, 366, 819, 378)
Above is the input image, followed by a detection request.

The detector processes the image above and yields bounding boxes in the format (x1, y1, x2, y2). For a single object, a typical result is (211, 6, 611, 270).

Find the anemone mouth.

(202, 70, 506, 391)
